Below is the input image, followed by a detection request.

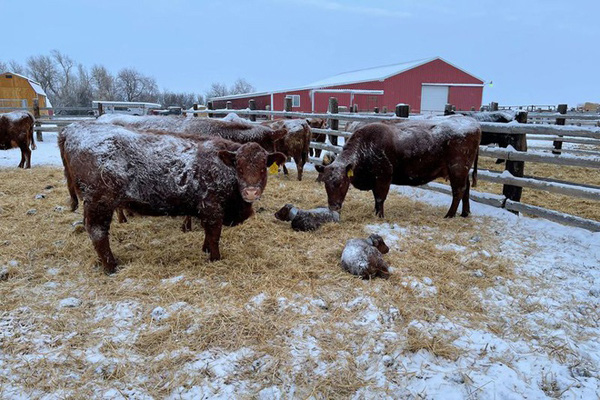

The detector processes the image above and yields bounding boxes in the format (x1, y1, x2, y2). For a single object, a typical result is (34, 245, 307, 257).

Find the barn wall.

(0, 74, 48, 113)
(383, 59, 483, 113)
(211, 94, 271, 111)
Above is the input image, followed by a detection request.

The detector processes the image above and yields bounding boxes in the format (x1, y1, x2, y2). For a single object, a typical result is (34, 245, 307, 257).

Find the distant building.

(0, 72, 50, 114)
(209, 57, 484, 114)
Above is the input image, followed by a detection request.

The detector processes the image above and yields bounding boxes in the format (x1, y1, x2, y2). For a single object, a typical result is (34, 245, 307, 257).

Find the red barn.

(210, 57, 484, 114)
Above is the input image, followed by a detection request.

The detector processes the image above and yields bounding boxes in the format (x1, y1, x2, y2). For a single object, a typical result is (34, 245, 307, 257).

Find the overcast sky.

(3, 0, 599, 106)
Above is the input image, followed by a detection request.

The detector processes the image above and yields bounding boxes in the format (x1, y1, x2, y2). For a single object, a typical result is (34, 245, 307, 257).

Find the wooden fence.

(204, 100, 600, 232)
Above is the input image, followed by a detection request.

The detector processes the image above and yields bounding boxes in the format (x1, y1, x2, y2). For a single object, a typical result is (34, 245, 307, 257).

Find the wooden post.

(553, 104, 567, 154)
(374, 107, 379, 114)
(349, 104, 355, 113)
(33, 99, 43, 142)
(193, 103, 198, 117)
(503, 111, 528, 205)
(226, 101, 232, 110)
(490, 102, 499, 111)
(207, 101, 214, 118)
(249, 99, 256, 121)
(98, 102, 104, 117)
(328, 97, 339, 146)
(471, 106, 476, 111)
(284, 96, 292, 119)
(444, 104, 453, 116)
(395, 104, 410, 118)
(352, 104, 358, 113)
(382, 106, 388, 114)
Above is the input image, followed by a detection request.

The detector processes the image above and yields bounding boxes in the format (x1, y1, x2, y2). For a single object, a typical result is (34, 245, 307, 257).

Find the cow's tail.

(58, 132, 79, 211)
(472, 148, 479, 188)
(29, 119, 36, 150)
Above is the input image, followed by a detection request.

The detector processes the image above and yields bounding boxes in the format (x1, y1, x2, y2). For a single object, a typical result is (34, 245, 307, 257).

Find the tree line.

(1, 50, 255, 109)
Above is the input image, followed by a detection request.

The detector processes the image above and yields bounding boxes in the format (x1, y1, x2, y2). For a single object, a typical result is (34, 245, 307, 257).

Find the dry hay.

(0, 166, 517, 397)
(476, 155, 600, 221)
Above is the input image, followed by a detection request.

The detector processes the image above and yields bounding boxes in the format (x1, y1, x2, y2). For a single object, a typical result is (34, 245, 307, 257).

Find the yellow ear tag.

(269, 163, 279, 175)
(347, 169, 354, 178)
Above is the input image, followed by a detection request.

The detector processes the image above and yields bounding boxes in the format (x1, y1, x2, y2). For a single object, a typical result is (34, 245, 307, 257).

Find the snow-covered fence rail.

(207, 101, 600, 231)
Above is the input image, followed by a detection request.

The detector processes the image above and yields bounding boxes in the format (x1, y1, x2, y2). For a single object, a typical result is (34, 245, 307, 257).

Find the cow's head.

(368, 234, 389, 254)
(218, 142, 286, 202)
(274, 204, 294, 221)
(314, 162, 353, 213)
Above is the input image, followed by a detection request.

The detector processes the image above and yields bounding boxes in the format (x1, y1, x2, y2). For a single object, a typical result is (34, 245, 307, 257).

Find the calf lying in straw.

(274, 204, 340, 232)
(341, 234, 390, 279)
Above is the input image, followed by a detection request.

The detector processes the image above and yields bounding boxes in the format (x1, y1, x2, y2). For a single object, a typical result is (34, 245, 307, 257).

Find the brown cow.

(261, 119, 312, 181)
(315, 115, 481, 218)
(0, 111, 35, 168)
(98, 114, 286, 152)
(59, 121, 285, 274)
(306, 118, 327, 158)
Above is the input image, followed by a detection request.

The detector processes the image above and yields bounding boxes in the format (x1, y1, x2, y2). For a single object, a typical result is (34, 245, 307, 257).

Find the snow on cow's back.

(98, 114, 189, 133)
(394, 115, 480, 140)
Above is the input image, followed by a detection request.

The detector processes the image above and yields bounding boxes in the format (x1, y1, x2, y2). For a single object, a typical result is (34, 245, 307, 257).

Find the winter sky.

(3, 0, 599, 106)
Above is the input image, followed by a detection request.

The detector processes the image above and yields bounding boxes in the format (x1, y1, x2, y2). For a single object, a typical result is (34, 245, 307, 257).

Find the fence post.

(226, 101, 232, 110)
(207, 101, 214, 118)
(352, 104, 358, 113)
(471, 106, 475, 111)
(374, 107, 379, 114)
(382, 106, 388, 114)
(328, 97, 339, 146)
(395, 104, 409, 118)
(444, 103, 453, 115)
(553, 104, 567, 154)
(502, 111, 528, 205)
(284, 96, 292, 119)
(33, 98, 43, 142)
(490, 102, 499, 111)
(249, 99, 256, 121)
(193, 103, 198, 117)
(98, 102, 104, 117)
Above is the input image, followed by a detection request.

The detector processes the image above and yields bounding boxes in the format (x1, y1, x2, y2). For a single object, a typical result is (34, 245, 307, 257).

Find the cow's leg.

(116, 208, 128, 223)
(181, 216, 192, 232)
(373, 179, 391, 218)
(294, 155, 304, 181)
(445, 174, 468, 218)
(18, 143, 31, 168)
(282, 163, 289, 176)
(329, 134, 338, 147)
(202, 219, 223, 261)
(314, 134, 325, 158)
(460, 178, 471, 218)
(84, 203, 117, 274)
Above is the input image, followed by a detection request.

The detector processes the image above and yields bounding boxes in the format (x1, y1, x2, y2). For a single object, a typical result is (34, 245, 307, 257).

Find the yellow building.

(0, 72, 50, 114)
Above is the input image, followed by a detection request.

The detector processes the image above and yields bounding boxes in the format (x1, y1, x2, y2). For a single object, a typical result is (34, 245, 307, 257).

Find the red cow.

(0, 111, 35, 168)
(59, 122, 285, 274)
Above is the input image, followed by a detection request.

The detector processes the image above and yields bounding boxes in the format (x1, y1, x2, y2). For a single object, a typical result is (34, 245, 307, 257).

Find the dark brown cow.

(98, 114, 286, 152)
(0, 111, 36, 168)
(59, 121, 285, 274)
(261, 119, 312, 180)
(306, 118, 327, 157)
(315, 115, 481, 218)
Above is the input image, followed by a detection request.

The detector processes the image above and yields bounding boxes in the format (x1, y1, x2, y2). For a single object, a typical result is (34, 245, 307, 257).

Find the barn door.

(421, 85, 449, 113)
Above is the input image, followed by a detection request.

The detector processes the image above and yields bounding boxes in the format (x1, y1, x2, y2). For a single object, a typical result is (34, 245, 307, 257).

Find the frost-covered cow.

(341, 234, 390, 279)
(98, 114, 286, 152)
(0, 111, 36, 168)
(315, 115, 481, 218)
(261, 119, 312, 180)
(274, 204, 340, 231)
(59, 121, 285, 274)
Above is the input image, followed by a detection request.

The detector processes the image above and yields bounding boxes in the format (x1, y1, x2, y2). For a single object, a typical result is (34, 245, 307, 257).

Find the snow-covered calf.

(261, 119, 312, 180)
(315, 115, 481, 218)
(58, 121, 285, 274)
(0, 111, 35, 168)
(98, 114, 286, 152)
(341, 234, 390, 279)
(274, 204, 340, 231)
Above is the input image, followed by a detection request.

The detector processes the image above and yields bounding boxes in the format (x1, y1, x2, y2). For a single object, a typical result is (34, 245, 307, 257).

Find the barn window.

(5, 75, 12, 79)
(290, 95, 300, 108)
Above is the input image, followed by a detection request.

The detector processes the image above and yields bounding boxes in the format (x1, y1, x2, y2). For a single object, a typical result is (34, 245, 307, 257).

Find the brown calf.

(0, 111, 35, 168)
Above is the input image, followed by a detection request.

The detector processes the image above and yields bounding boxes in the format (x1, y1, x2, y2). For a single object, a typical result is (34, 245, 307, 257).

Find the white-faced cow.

(59, 122, 285, 274)
(315, 115, 481, 218)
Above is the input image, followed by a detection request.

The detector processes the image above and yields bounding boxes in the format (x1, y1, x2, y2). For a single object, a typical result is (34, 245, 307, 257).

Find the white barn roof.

(1, 72, 48, 97)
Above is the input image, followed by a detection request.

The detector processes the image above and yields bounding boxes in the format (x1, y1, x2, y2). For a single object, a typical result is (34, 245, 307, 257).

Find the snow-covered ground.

(1, 127, 599, 399)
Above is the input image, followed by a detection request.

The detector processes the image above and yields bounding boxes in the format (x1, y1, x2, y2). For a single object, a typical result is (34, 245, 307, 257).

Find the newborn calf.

(275, 204, 340, 231)
(341, 234, 390, 279)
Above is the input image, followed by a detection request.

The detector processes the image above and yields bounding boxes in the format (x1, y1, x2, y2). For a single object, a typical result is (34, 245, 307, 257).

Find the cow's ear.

(218, 150, 237, 167)
(315, 164, 325, 173)
(267, 152, 287, 167)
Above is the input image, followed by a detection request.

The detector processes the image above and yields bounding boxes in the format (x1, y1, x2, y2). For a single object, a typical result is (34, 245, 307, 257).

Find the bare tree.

(91, 65, 117, 100)
(26, 54, 59, 100)
(51, 50, 76, 106)
(72, 64, 94, 107)
(116, 68, 159, 102)
(0, 61, 7, 72)
(230, 78, 255, 95)
(159, 90, 203, 108)
(205, 82, 229, 99)
(0, 60, 26, 74)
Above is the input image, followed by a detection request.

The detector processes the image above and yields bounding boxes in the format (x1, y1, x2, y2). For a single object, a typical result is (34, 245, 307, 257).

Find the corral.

(1, 113, 599, 398)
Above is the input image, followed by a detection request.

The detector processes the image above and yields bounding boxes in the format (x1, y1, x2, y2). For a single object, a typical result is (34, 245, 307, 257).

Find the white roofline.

(0, 71, 48, 97)
(209, 57, 484, 101)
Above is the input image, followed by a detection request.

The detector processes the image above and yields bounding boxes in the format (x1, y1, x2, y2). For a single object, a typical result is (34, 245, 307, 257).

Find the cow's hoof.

(460, 212, 470, 218)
